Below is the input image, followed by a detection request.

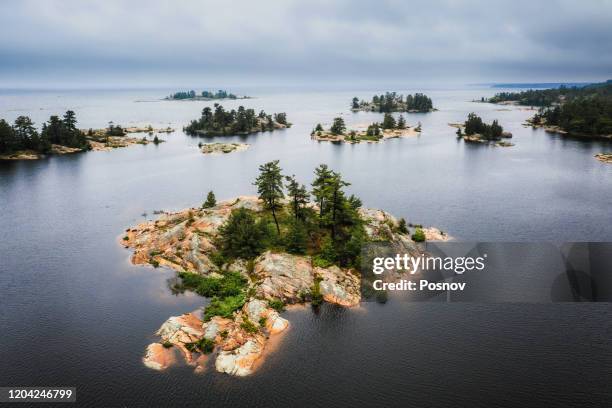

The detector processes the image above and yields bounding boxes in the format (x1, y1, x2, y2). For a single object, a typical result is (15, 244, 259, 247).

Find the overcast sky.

(1, 0, 611, 88)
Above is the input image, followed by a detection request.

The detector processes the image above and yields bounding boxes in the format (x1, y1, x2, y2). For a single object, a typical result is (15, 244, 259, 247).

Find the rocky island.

(85, 124, 171, 151)
(311, 115, 420, 144)
(199, 142, 249, 154)
(184, 104, 290, 136)
(351, 92, 435, 113)
(452, 113, 513, 147)
(595, 153, 612, 164)
(0, 112, 173, 160)
(0, 111, 91, 160)
(121, 162, 447, 376)
(165, 89, 250, 101)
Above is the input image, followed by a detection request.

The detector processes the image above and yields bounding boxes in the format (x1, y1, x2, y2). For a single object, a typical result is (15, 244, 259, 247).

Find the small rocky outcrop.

(144, 300, 289, 376)
(254, 251, 360, 307)
(595, 153, 612, 164)
(312, 127, 419, 144)
(143, 343, 176, 371)
(0, 144, 85, 160)
(200, 143, 249, 154)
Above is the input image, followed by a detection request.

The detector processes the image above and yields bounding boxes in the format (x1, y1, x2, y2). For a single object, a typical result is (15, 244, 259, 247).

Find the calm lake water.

(1, 86, 611, 407)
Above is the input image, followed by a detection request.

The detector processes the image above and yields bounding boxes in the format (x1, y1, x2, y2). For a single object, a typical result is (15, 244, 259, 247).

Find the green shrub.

(209, 251, 226, 267)
(311, 276, 323, 307)
(284, 219, 307, 254)
(312, 256, 333, 268)
(268, 298, 285, 312)
(412, 228, 426, 242)
(216, 208, 266, 260)
(258, 317, 267, 328)
(162, 341, 173, 348)
(319, 236, 336, 261)
(185, 337, 215, 354)
(397, 218, 408, 234)
(122, 236, 129, 241)
(240, 318, 259, 334)
(178, 271, 246, 298)
(204, 294, 245, 321)
(196, 337, 215, 354)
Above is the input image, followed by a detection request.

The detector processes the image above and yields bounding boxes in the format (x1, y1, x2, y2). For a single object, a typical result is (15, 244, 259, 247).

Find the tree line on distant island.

(0, 111, 89, 155)
(486, 80, 612, 137)
(168, 89, 244, 100)
(184, 103, 289, 136)
(352, 92, 434, 113)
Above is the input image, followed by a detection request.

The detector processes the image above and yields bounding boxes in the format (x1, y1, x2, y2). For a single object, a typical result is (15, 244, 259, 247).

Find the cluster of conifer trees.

(532, 95, 612, 136)
(460, 113, 504, 140)
(184, 104, 288, 136)
(214, 161, 365, 268)
(169, 89, 238, 100)
(352, 92, 433, 113)
(0, 111, 89, 155)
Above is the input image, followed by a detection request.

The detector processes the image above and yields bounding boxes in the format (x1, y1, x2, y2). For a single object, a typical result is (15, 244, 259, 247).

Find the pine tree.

(254, 160, 284, 234)
(311, 164, 333, 218)
(216, 208, 265, 259)
(397, 115, 406, 129)
(0, 119, 17, 153)
(285, 219, 307, 254)
(382, 113, 396, 129)
(13, 116, 39, 151)
(330, 117, 346, 135)
(285, 175, 309, 220)
(203, 191, 217, 208)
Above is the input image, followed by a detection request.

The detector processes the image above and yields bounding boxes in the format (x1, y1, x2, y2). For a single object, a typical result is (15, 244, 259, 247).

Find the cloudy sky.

(0, 0, 611, 88)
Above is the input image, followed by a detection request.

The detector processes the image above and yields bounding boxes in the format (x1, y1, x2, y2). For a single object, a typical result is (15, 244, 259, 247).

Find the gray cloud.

(0, 0, 611, 87)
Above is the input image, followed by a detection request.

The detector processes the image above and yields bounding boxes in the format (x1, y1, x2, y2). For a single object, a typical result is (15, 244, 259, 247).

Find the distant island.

(482, 80, 612, 139)
(452, 113, 513, 147)
(122, 162, 448, 375)
(165, 89, 250, 101)
(311, 115, 420, 143)
(0, 111, 173, 160)
(351, 92, 434, 113)
(0, 111, 90, 160)
(184, 104, 290, 136)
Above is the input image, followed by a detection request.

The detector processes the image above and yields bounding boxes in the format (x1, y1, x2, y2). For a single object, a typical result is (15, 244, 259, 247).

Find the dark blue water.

(1, 87, 611, 407)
